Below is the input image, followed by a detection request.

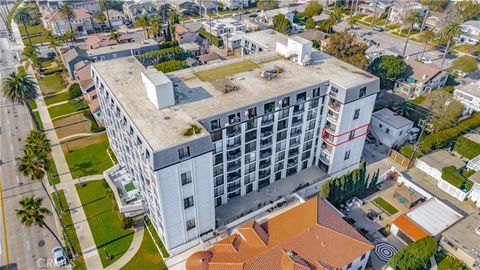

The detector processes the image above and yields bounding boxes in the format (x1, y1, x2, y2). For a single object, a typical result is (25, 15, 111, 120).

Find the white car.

(52, 247, 67, 267)
(421, 56, 432, 64)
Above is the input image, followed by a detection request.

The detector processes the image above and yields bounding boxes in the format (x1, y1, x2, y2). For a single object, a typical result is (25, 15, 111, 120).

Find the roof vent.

(475, 226, 480, 236)
(286, 250, 295, 257)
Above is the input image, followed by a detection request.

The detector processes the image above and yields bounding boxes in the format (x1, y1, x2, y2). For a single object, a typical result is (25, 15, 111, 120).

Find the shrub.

(453, 136, 480, 159)
(154, 59, 188, 73)
(388, 236, 437, 270)
(68, 83, 82, 99)
(121, 215, 134, 229)
(399, 144, 421, 158)
(441, 166, 464, 189)
(184, 124, 202, 136)
(41, 66, 65, 76)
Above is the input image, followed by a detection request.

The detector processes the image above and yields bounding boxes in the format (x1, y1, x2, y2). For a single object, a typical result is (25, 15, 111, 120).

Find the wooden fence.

(388, 149, 415, 168)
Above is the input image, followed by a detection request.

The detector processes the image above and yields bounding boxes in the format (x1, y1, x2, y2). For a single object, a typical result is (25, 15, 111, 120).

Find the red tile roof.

(187, 198, 373, 270)
(45, 8, 91, 22)
(392, 214, 430, 241)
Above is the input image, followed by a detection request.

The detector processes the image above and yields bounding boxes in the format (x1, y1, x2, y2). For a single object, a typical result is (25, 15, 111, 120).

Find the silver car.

(52, 247, 67, 267)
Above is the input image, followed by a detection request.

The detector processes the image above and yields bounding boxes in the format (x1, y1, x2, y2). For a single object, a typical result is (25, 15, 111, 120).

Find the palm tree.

(347, 16, 358, 29)
(14, 7, 32, 45)
(58, 3, 76, 41)
(99, 0, 114, 30)
(150, 14, 163, 40)
(25, 130, 51, 154)
(47, 31, 61, 59)
(401, 10, 423, 57)
(22, 45, 40, 69)
(419, 29, 435, 60)
(440, 20, 462, 70)
(109, 30, 120, 43)
(138, 14, 150, 39)
(2, 71, 40, 130)
(16, 196, 66, 254)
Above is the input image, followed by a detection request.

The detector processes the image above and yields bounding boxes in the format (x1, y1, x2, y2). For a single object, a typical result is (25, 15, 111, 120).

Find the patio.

(215, 166, 327, 228)
(103, 165, 144, 216)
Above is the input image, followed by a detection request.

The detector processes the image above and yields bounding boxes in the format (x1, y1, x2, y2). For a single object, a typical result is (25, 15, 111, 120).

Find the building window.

(264, 101, 275, 113)
(360, 253, 366, 261)
(211, 119, 220, 129)
(186, 218, 196, 230)
(399, 130, 403, 136)
(353, 109, 360, 120)
(181, 172, 192, 185)
(297, 92, 306, 103)
(280, 97, 290, 108)
(184, 196, 194, 209)
(313, 87, 320, 97)
(386, 128, 390, 134)
(228, 112, 241, 124)
(346, 263, 352, 269)
(344, 150, 351, 160)
(379, 123, 383, 128)
(178, 146, 190, 159)
(247, 107, 257, 119)
(349, 131, 355, 140)
(359, 87, 366, 97)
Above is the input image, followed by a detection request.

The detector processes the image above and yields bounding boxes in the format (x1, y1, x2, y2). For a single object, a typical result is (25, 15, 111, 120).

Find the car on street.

(52, 247, 67, 267)
(372, 25, 384, 32)
(421, 56, 432, 64)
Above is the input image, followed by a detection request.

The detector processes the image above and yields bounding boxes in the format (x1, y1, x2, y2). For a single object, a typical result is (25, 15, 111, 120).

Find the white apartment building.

(218, 0, 256, 10)
(454, 81, 480, 114)
(91, 37, 379, 255)
(202, 18, 246, 36)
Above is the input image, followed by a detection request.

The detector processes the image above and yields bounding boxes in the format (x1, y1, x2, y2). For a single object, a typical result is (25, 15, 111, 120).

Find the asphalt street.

(0, 11, 57, 270)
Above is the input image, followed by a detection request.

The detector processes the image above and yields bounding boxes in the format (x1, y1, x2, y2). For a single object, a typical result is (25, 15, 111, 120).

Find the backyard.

(48, 101, 85, 119)
(76, 180, 134, 267)
(44, 92, 73, 106)
(53, 113, 92, 139)
(64, 134, 113, 178)
(373, 197, 399, 215)
(37, 74, 67, 95)
(195, 60, 259, 82)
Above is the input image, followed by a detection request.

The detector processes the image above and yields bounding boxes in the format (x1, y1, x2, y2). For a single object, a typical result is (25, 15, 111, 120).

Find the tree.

(16, 196, 66, 256)
(319, 16, 336, 33)
(138, 14, 150, 39)
(369, 55, 407, 87)
(420, 0, 449, 12)
(2, 71, 40, 130)
(418, 29, 435, 60)
(25, 130, 51, 155)
(401, 10, 423, 57)
(324, 32, 368, 69)
(99, 0, 116, 30)
(449, 56, 478, 74)
(305, 17, 315, 29)
(150, 14, 163, 39)
(272, 13, 291, 34)
(167, 11, 179, 25)
(22, 45, 40, 69)
(109, 30, 120, 43)
(388, 236, 437, 270)
(59, 3, 76, 40)
(94, 11, 106, 28)
(14, 7, 32, 45)
(423, 91, 464, 131)
(303, 1, 323, 18)
(452, 0, 480, 21)
(440, 20, 462, 70)
(440, 255, 467, 270)
(347, 15, 358, 29)
(257, 0, 277, 10)
(47, 31, 61, 59)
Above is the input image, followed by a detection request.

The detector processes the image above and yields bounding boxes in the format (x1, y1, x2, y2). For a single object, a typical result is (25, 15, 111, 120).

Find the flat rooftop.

(241, 29, 287, 50)
(456, 81, 480, 99)
(86, 39, 157, 56)
(442, 214, 480, 259)
(372, 108, 413, 129)
(93, 50, 377, 151)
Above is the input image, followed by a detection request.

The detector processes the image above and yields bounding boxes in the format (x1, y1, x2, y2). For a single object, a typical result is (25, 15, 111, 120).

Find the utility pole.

(371, 0, 377, 27)
(409, 114, 431, 162)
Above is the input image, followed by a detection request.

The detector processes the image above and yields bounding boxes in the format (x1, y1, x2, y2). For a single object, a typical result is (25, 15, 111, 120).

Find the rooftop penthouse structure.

(91, 35, 379, 255)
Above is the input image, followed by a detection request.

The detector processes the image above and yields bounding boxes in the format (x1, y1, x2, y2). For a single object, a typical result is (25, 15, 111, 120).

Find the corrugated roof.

(187, 198, 373, 270)
(392, 214, 430, 241)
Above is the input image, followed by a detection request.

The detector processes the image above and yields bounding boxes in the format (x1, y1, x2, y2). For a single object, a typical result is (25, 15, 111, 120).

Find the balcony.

(292, 116, 303, 127)
(246, 119, 257, 131)
(226, 126, 242, 137)
(323, 132, 334, 144)
(319, 153, 330, 163)
(288, 148, 299, 157)
(261, 126, 273, 138)
(260, 138, 273, 149)
(227, 182, 241, 192)
(287, 159, 298, 168)
(259, 160, 271, 169)
(227, 161, 241, 172)
(259, 169, 271, 179)
(260, 148, 272, 159)
(324, 120, 337, 134)
(290, 129, 302, 137)
(326, 110, 339, 124)
(227, 149, 241, 161)
(227, 170, 241, 182)
(278, 109, 289, 119)
(261, 115, 274, 126)
(321, 142, 333, 155)
(328, 99, 341, 113)
(293, 104, 304, 115)
(227, 141, 242, 150)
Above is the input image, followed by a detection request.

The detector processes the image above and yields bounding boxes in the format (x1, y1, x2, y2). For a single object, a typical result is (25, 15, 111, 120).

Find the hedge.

(441, 166, 473, 191)
(421, 113, 480, 153)
(154, 60, 188, 73)
(198, 27, 223, 47)
(453, 136, 480, 159)
(41, 66, 65, 76)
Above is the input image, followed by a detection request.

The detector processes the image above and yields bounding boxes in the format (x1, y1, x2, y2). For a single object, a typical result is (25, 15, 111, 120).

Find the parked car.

(52, 247, 67, 267)
(372, 25, 384, 32)
(421, 56, 432, 64)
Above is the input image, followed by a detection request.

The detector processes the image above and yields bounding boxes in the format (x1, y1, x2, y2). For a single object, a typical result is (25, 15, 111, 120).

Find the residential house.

(180, 42, 201, 57)
(390, 197, 463, 243)
(201, 18, 246, 37)
(440, 214, 480, 269)
(43, 8, 93, 36)
(357, 0, 391, 14)
(393, 185, 425, 209)
(394, 59, 449, 98)
(415, 150, 470, 201)
(453, 81, 480, 114)
(122, 2, 158, 23)
(36, 0, 100, 16)
(83, 89, 102, 124)
(240, 29, 286, 55)
(217, 0, 255, 10)
(74, 61, 94, 93)
(175, 24, 196, 44)
(62, 39, 160, 79)
(186, 198, 374, 270)
(424, 12, 447, 33)
(370, 108, 414, 148)
(388, 1, 427, 25)
(198, 52, 222, 64)
(104, 9, 125, 28)
(79, 33, 133, 50)
(459, 20, 480, 45)
(467, 170, 480, 207)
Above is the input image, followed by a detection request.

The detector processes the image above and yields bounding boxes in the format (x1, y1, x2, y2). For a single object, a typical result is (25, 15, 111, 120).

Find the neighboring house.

(388, 1, 427, 25)
(104, 9, 125, 28)
(186, 198, 374, 270)
(393, 185, 424, 209)
(175, 24, 196, 44)
(198, 52, 222, 64)
(415, 150, 470, 201)
(370, 108, 413, 148)
(217, 0, 253, 10)
(79, 33, 133, 50)
(424, 12, 447, 33)
(453, 81, 480, 114)
(62, 39, 160, 79)
(394, 59, 449, 98)
(459, 20, 480, 45)
(43, 8, 93, 36)
(440, 214, 480, 269)
(180, 42, 201, 57)
(74, 61, 94, 93)
(390, 197, 463, 243)
(201, 18, 246, 36)
(83, 89, 102, 124)
(467, 170, 480, 207)
(240, 29, 286, 55)
(122, 2, 158, 23)
(37, 0, 100, 16)
(357, 0, 391, 14)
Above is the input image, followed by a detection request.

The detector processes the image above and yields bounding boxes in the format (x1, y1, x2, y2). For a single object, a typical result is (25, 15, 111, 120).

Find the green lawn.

(37, 74, 66, 94)
(76, 180, 134, 267)
(52, 190, 86, 270)
(33, 111, 44, 130)
(19, 24, 46, 36)
(195, 60, 259, 82)
(121, 227, 167, 270)
(45, 92, 72, 106)
(29, 100, 37, 110)
(47, 156, 60, 185)
(124, 182, 135, 192)
(436, 254, 467, 270)
(373, 197, 399, 215)
(65, 138, 113, 178)
(386, 23, 401, 30)
(452, 44, 477, 55)
(145, 217, 169, 258)
(48, 101, 82, 119)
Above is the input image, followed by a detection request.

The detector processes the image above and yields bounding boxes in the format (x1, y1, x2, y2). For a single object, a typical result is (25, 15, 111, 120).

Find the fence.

(388, 149, 415, 168)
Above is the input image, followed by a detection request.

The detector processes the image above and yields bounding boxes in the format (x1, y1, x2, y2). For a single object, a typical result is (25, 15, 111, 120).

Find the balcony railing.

(290, 129, 302, 137)
(226, 126, 242, 137)
(227, 183, 241, 192)
(227, 171, 241, 182)
(260, 139, 273, 149)
(261, 115, 274, 126)
(288, 149, 299, 157)
(260, 149, 272, 159)
(227, 141, 241, 150)
(227, 162, 241, 172)
(326, 111, 339, 123)
(259, 161, 271, 169)
(261, 129, 273, 138)
(293, 104, 304, 115)
(227, 151, 241, 161)
(328, 100, 341, 113)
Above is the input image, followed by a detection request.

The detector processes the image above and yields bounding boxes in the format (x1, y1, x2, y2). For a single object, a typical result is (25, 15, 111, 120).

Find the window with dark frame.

(211, 119, 220, 129)
(178, 146, 190, 159)
(184, 196, 194, 209)
(359, 87, 367, 97)
(186, 218, 196, 230)
(181, 172, 192, 185)
(353, 109, 360, 120)
(344, 150, 351, 160)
